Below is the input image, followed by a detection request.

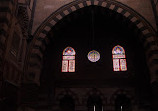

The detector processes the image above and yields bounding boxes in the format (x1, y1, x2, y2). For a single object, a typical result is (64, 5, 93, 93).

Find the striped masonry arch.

(25, 0, 158, 84)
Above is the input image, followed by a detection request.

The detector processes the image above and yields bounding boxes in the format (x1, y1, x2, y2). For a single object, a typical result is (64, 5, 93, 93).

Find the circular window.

(88, 50, 100, 62)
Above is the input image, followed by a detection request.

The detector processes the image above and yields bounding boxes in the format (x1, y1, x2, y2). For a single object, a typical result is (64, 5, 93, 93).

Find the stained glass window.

(62, 47, 75, 72)
(112, 45, 127, 71)
(88, 50, 100, 62)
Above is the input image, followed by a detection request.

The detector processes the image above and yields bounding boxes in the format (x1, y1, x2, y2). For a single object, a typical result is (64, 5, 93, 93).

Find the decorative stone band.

(25, 0, 158, 84)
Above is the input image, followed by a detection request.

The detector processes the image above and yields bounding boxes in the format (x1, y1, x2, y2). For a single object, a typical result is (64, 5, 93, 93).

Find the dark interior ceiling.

(40, 6, 150, 90)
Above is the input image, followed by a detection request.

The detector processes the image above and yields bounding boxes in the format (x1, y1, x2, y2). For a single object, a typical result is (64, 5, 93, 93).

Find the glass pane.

(62, 60, 68, 72)
(120, 59, 127, 71)
(113, 59, 120, 71)
(63, 47, 75, 55)
(69, 60, 75, 72)
(112, 45, 125, 55)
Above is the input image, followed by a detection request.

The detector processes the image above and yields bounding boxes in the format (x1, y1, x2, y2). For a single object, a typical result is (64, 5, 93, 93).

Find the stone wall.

(0, 0, 19, 94)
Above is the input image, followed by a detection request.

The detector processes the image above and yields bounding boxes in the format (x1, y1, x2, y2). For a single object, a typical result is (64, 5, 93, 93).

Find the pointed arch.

(25, 0, 158, 85)
(55, 89, 80, 105)
(110, 89, 134, 105)
(83, 88, 107, 106)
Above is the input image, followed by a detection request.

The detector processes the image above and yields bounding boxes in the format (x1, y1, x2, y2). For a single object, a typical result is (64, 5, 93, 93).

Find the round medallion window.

(88, 50, 100, 62)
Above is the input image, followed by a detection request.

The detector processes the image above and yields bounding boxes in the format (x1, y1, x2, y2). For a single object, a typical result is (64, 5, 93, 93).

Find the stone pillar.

(151, 81, 158, 111)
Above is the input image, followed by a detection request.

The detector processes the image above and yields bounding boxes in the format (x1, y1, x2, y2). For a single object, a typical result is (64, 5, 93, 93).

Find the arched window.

(62, 47, 76, 72)
(112, 45, 127, 71)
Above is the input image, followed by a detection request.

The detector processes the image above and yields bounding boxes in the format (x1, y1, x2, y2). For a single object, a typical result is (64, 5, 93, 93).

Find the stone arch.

(83, 88, 107, 106)
(55, 88, 80, 105)
(24, 0, 158, 84)
(110, 89, 134, 105)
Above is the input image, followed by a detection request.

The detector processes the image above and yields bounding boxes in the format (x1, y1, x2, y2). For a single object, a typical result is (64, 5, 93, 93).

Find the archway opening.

(115, 94, 131, 111)
(87, 95, 103, 111)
